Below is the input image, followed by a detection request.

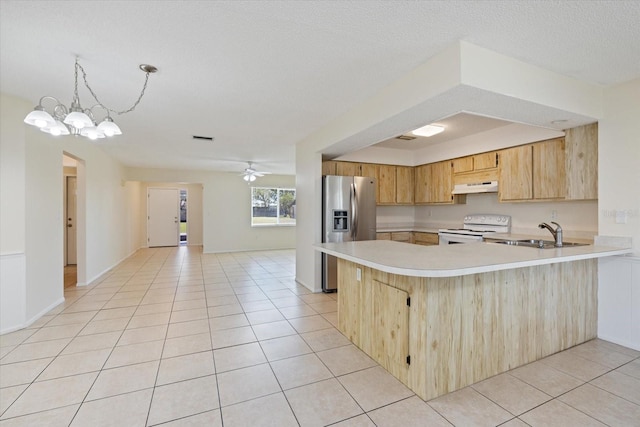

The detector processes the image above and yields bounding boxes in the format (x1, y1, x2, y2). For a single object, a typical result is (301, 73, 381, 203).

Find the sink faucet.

(538, 222, 563, 247)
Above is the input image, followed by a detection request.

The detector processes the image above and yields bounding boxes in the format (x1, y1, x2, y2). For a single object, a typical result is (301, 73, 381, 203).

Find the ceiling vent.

(396, 135, 417, 141)
(192, 135, 214, 141)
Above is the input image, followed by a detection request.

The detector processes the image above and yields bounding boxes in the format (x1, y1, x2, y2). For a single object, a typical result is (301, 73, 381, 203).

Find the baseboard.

(597, 334, 640, 351)
(203, 246, 295, 254)
(294, 277, 315, 293)
(84, 246, 143, 286)
(0, 296, 65, 335)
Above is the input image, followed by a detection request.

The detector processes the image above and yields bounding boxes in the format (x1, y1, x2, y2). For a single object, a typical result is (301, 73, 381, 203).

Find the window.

(251, 187, 296, 226)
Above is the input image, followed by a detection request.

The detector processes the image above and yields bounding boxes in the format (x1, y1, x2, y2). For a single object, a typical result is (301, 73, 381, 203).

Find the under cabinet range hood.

(452, 181, 499, 195)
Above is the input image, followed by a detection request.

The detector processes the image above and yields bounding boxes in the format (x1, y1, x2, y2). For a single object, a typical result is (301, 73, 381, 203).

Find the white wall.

(0, 94, 27, 331)
(125, 168, 296, 253)
(597, 78, 640, 350)
(0, 92, 140, 332)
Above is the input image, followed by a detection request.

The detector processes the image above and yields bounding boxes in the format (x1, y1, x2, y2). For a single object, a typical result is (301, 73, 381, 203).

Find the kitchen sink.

(492, 239, 589, 249)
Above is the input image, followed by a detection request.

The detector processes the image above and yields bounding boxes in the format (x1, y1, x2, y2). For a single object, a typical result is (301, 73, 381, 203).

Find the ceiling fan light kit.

(24, 58, 156, 140)
(241, 162, 271, 183)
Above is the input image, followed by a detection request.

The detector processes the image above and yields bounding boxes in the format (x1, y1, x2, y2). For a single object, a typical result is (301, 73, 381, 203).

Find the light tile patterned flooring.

(1, 246, 639, 426)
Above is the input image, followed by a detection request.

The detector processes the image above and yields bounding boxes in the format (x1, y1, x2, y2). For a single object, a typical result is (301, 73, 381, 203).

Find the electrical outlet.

(615, 210, 627, 224)
(551, 210, 557, 219)
(356, 268, 361, 281)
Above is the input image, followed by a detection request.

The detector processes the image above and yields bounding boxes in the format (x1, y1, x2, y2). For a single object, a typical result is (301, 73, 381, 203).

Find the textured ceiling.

(1, 1, 639, 174)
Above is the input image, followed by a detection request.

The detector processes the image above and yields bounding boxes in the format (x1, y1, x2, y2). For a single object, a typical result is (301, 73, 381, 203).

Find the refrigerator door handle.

(351, 182, 358, 239)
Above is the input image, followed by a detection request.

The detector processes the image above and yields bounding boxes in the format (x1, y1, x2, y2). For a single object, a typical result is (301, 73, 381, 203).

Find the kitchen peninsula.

(314, 240, 631, 400)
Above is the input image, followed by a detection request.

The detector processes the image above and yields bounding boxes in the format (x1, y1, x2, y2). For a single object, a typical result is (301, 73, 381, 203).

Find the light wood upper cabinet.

(452, 157, 474, 174)
(376, 165, 397, 204)
(360, 163, 376, 178)
(415, 161, 455, 204)
(414, 164, 430, 204)
(396, 166, 414, 204)
(322, 161, 337, 175)
(377, 165, 414, 205)
(430, 161, 455, 204)
(335, 161, 360, 176)
(565, 123, 598, 200)
(499, 138, 566, 201)
(498, 145, 533, 201)
(533, 138, 565, 200)
(473, 152, 498, 170)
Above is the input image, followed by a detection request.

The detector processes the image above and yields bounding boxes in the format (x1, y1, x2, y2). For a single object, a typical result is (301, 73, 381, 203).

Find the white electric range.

(438, 214, 511, 245)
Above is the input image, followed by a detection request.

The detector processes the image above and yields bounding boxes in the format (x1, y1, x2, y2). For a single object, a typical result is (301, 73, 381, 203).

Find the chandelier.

(23, 58, 157, 140)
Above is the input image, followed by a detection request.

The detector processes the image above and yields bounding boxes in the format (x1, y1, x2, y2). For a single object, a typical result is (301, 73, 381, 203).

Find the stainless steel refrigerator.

(322, 175, 377, 292)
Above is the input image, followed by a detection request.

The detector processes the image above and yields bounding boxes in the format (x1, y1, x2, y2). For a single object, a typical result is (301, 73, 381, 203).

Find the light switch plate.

(356, 268, 361, 281)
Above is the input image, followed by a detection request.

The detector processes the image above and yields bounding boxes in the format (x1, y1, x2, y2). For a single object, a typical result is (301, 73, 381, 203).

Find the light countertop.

(314, 240, 631, 278)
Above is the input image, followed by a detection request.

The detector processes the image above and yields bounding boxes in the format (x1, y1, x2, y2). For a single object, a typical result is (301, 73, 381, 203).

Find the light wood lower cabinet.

(337, 258, 597, 400)
(391, 232, 412, 243)
(376, 231, 437, 245)
(413, 232, 438, 246)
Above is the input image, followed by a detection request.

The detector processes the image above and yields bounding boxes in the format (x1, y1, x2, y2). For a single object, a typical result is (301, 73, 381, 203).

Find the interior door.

(148, 188, 180, 247)
(66, 176, 77, 265)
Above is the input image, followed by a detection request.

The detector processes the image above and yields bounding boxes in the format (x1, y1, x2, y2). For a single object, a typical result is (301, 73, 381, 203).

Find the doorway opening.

(63, 155, 78, 288)
(180, 189, 187, 245)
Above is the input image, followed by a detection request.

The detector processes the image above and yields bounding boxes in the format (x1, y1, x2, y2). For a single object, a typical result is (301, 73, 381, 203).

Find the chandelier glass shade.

(24, 59, 156, 140)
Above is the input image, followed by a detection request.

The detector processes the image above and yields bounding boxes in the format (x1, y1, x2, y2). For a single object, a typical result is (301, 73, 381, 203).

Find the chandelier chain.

(76, 61, 152, 116)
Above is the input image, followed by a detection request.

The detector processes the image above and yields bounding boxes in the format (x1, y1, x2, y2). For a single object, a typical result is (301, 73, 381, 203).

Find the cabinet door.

(565, 123, 598, 200)
(430, 161, 454, 203)
(498, 145, 533, 201)
(473, 152, 498, 170)
(533, 138, 565, 200)
(413, 232, 439, 246)
(359, 163, 376, 178)
(453, 157, 473, 174)
(414, 164, 430, 204)
(377, 165, 396, 205)
(376, 232, 391, 240)
(391, 232, 412, 243)
(372, 280, 409, 378)
(335, 162, 359, 176)
(322, 161, 337, 176)
(396, 166, 414, 204)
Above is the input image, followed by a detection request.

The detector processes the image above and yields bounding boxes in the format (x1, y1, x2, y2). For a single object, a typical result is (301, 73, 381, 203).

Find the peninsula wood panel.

(336, 258, 597, 401)
(337, 260, 362, 345)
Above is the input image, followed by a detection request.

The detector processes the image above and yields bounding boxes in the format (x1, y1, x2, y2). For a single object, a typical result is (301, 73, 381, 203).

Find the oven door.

(438, 232, 484, 245)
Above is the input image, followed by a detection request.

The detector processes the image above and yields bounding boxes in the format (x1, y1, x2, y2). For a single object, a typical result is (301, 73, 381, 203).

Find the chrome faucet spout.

(538, 221, 563, 247)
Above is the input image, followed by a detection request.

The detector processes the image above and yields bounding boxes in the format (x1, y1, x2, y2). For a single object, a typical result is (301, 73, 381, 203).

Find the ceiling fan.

(241, 162, 271, 183)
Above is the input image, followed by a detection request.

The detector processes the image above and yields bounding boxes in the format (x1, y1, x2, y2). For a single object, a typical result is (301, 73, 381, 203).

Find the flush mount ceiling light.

(24, 59, 157, 140)
(411, 124, 445, 137)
